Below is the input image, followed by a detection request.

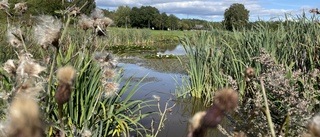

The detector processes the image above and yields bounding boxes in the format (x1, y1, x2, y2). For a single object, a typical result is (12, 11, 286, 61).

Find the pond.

(117, 44, 233, 137)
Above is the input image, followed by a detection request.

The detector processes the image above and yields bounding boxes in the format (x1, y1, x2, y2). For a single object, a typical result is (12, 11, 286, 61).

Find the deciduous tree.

(223, 3, 249, 31)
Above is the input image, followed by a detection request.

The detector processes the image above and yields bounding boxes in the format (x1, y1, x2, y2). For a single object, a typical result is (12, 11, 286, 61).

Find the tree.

(115, 5, 131, 28)
(153, 12, 168, 30)
(223, 3, 249, 31)
(130, 6, 160, 28)
(166, 14, 179, 30)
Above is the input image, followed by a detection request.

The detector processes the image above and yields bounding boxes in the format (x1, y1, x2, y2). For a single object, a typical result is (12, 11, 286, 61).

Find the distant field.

(108, 27, 195, 41)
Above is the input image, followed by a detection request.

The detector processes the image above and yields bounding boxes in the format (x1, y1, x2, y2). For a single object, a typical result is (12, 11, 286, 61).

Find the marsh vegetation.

(0, 1, 320, 137)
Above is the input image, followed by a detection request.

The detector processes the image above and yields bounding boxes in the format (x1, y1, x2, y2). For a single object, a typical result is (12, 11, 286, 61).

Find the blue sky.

(96, 0, 319, 21)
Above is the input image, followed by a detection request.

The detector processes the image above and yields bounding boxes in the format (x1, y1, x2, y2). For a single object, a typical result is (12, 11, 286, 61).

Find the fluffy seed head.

(16, 61, 46, 78)
(102, 68, 116, 79)
(214, 88, 239, 112)
(188, 111, 207, 133)
(7, 93, 44, 137)
(91, 8, 104, 19)
(7, 26, 23, 48)
(82, 129, 92, 137)
(102, 81, 119, 98)
(18, 50, 33, 62)
(244, 67, 255, 81)
(14, 2, 27, 13)
(0, 0, 9, 11)
(93, 52, 117, 68)
(102, 17, 113, 27)
(33, 15, 62, 49)
(79, 14, 94, 30)
(3, 59, 16, 75)
(69, 6, 80, 16)
(57, 66, 76, 84)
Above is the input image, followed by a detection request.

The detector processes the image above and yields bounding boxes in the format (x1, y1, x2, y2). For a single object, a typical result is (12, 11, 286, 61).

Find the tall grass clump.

(178, 30, 236, 104)
(107, 28, 153, 46)
(180, 14, 320, 136)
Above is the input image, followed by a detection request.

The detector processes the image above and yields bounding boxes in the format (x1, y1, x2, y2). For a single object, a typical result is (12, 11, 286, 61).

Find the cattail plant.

(33, 15, 62, 49)
(55, 66, 76, 122)
(188, 88, 239, 137)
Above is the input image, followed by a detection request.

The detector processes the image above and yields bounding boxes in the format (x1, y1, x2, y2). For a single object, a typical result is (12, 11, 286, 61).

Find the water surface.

(117, 45, 233, 137)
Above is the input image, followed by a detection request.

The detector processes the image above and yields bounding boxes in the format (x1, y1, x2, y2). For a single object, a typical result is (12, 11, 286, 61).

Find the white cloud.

(96, 0, 314, 21)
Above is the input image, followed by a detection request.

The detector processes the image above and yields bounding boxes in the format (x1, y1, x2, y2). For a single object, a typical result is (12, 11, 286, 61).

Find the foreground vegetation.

(0, 3, 178, 137)
(179, 15, 320, 136)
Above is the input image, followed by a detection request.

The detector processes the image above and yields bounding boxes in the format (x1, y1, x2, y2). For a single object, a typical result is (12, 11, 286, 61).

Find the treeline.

(0, 0, 95, 21)
(1, 1, 298, 31)
(101, 5, 224, 30)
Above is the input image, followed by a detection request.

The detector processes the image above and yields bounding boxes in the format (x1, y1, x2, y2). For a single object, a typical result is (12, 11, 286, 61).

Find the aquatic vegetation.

(144, 54, 178, 59)
(180, 15, 320, 136)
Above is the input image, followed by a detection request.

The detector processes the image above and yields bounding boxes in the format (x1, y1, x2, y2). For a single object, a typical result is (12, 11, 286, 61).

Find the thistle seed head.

(57, 66, 76, 85)
(102, 17, 113, 27)
(3, 59, 16, 75)
(18, 50, 33, 62)
(214, 88, 239, 112)
(91, 8, 104, 20)
(33, 15, 62, 49)
(93, 52, 117, 68)
(102, 81, 119, 98)
(55, 66, 76, 105)
(79, 14, 94, 31)
(188, 111, 207, 133)
(69, 6, 80, 16)
(102, 68, 116, 79)
(0, 0, 9, 11)
(7, 26, 23, 48)
(16, 61, 46, 78)
(7, 92, 44, 137)
(244, 67, 255, 81)
(14, 2, 27, 14)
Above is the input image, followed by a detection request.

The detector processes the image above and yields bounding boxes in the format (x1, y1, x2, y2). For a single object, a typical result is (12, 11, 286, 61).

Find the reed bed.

(180, 15, 320, 136)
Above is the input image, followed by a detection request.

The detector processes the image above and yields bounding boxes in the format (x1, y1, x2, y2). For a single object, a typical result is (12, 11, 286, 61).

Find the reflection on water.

(118, 61, 233, 137)
(157, 45, 186, 56)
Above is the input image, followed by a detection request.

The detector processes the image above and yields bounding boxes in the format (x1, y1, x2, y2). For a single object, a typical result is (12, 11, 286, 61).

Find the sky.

(96, 0, 320, 22)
